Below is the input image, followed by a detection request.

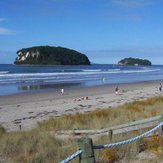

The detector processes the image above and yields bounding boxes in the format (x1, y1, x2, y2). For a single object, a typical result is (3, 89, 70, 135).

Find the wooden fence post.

(108, 129, 113, 142)
(19, 124, 21, 131)
(78, 137, 95, 163)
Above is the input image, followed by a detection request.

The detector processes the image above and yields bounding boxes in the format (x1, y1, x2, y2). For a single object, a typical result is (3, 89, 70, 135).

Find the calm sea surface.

(0, 64, 163, 96)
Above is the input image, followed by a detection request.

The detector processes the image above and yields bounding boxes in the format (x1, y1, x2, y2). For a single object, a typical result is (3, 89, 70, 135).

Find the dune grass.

(38, 96, 163, 131)
(0, 128, 77, 163)
(95, 129, 163, 162)
(0, 96, 163, 162)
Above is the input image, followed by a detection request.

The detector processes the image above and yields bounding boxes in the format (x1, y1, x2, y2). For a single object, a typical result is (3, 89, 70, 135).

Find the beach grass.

(0, 96, 163, 162)
(0, 129, 77, 163)
(38, 96, 163, 131)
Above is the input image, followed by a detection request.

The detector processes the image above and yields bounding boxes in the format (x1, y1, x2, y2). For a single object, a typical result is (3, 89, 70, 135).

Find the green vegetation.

(1, 96, 163, 162)
(14, 46, 91, 65)
(118, 57, 152, 66)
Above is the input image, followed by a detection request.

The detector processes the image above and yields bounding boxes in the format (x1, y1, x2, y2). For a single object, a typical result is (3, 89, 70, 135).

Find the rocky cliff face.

(16, 51, 40, 62)
(14, 46, 91, 65)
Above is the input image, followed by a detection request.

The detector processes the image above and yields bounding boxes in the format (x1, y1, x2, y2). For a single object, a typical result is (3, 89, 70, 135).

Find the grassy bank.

(1, 96, 163, 162)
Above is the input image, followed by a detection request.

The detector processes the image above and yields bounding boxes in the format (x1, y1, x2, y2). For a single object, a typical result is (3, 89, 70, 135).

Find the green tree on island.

(118, 57, 152, 66)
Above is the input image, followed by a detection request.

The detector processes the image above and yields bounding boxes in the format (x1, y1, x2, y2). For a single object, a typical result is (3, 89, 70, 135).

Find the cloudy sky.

(0, 0, 163, 64)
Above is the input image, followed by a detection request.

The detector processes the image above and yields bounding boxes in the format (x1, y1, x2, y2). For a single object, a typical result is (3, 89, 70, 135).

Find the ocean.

(0, 64, 163, 96)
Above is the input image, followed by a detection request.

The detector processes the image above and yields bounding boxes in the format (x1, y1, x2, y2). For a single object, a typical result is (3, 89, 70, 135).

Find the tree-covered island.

(14, 46, 91, 65)
(118, 57, 152, 66)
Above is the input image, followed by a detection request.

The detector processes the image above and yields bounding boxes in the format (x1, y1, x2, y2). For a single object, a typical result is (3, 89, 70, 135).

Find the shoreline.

(0, 80, 163, 132)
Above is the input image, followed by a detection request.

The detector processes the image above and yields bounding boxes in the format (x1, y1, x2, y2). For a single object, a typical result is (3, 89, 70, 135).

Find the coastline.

(0, 80, 163, 132)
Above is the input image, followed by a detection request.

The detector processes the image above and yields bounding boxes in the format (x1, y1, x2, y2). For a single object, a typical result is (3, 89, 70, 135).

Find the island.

(14, 46, 91, 65)
(118, 57, 152, 66)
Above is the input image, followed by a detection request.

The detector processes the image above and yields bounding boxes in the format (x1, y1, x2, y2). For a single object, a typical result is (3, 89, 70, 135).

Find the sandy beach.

(0, 80, 163, 132)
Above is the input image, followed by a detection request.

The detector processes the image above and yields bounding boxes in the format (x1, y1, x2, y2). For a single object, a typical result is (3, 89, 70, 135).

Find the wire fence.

(60, 121, 163, 163)
(93, 122, 163, 149)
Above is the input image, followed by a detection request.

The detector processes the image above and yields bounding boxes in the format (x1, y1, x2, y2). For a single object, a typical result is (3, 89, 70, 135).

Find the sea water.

(0, 64, 163, 96)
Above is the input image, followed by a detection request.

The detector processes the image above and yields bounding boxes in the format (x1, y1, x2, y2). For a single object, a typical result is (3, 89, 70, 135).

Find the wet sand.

(0, 80, 162, 131)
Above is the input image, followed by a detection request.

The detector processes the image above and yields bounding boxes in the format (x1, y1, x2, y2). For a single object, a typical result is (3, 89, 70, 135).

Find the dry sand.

(0, 81, 163, 132)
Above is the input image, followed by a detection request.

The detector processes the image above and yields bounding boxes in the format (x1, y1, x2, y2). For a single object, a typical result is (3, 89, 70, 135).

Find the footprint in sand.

(78, 104, 85, 107)
(73, 107, 78, 110)
(96, 97, 104, 99)
(14, 121, 21, 124)
(65, 109, 73, 112)
(99, 101, 107, 104)
(55, 115, 60, 117)
(28, 111, 34, 114)
(86, 105, 92, 108)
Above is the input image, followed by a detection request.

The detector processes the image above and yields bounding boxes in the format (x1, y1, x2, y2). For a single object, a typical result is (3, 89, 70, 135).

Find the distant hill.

(14, 46, 91, 65)
(118, 57, 152, 66)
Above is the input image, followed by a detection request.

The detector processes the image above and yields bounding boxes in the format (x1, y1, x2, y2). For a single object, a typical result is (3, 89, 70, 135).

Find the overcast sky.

(0, 0, 163, 64)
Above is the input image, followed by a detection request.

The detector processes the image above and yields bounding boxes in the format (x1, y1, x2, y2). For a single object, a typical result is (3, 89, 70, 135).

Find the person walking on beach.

(115, 86, 119, 95)
(60, 88, 64, 95)
(159, 83, 162, 92)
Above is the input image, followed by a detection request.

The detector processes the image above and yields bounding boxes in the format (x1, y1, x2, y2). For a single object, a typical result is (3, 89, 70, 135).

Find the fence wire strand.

(60, 150, 82, 163)
(93, 122, 163, 149)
